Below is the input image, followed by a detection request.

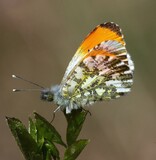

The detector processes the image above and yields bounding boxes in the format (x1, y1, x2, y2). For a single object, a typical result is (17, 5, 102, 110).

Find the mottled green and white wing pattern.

(60, 22, 134, 112)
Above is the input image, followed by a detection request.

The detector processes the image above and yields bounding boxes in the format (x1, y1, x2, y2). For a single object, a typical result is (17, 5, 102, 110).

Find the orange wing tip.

(76, 21, 125, 55)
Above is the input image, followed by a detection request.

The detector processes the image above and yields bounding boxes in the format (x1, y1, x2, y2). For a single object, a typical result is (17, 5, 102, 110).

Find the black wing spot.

(100, 22, 122, 36)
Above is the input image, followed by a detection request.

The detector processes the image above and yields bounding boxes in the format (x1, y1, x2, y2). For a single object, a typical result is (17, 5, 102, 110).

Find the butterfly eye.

(41, 89, 54, 102)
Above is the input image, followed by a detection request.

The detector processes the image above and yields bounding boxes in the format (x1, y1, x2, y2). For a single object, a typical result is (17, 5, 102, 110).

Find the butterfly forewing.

(60, 22, 134, 109)
(61, 22, 126, 84)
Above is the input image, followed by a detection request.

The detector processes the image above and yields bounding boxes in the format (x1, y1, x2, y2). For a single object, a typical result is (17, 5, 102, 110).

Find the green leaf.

(64, 109, 88, 146)
(28, 118, 37, 142)
(44, 141, 60, 160)
(64, 139, 90, 160)
(44, 150, 51, 160)
(6, 117, 42, 160)
(34, 112, 66, 148)
(7, 111, 89, 160)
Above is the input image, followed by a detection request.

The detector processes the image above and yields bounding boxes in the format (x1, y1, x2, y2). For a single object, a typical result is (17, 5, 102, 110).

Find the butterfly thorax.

(41, 85, 79, 113)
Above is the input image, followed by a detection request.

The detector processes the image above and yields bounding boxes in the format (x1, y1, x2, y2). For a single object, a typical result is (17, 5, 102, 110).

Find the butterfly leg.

(81, 107, 92, 116)
(50, 106, 61, 123)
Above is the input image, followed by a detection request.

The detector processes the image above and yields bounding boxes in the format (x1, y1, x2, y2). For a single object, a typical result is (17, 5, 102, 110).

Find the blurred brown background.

(1, 0, 156, 159)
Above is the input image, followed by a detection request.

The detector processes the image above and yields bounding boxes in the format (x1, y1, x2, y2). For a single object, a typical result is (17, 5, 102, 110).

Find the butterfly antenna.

(12, 88, 42, 92)
(12, 74, 44, 89)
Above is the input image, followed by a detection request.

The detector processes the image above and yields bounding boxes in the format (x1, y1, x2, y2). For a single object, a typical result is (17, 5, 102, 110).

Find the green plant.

(6, 109, 90, 160)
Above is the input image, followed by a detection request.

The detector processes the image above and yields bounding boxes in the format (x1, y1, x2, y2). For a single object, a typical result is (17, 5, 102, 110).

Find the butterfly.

(39, 22, 134, 114)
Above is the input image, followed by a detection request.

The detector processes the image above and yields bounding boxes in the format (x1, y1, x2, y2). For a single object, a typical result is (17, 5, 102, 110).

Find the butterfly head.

(41, 85, 60, 102)
(41, 88, 54, 101)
